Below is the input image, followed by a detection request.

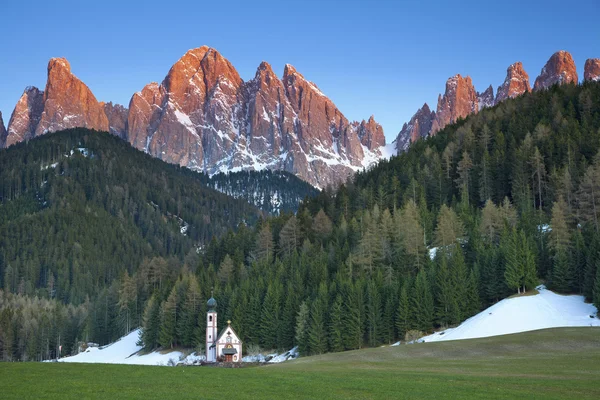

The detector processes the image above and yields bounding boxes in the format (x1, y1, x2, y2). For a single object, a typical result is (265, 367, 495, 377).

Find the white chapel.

(206, 295, 243, 363)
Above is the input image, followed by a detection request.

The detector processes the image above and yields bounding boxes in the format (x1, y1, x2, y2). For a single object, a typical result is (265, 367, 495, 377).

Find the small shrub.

(405, 330, 424, 343)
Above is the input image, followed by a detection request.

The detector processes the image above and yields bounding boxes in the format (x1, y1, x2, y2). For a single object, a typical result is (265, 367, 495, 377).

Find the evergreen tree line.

(0, 289, 86, 361)
(204, 169, 319, 215)
(0, 129, 262, 305)
(3, 82, 600, 359)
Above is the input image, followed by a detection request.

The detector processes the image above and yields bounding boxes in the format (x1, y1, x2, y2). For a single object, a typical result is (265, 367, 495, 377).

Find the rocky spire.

(496, 62, 530, 103)
(533, 51, 578, 91)
(103, 102, 128, 139)
(430, 74, 478, 134)
(394, 103, 435, 153)
(358, 116, 385, 150)
(477, 85, 495, 110)
(35, 58, 109, 136)
(6, 86, 44, 147)
(584, 58, 600, 82)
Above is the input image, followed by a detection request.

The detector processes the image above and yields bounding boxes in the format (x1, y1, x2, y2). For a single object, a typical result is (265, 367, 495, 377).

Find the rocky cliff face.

(5, 47, 385, 188)
(533, 51, 578, 91)
(0, 112, 6, 148)
(395, 104, 434, 153)
(584, 58, 600, 82)
(125, 47, 385, 188)
(395, 51, 590, 153)
(495, 62, 530, 103)
(6, 59, 111, 147)
(35, 58, 109, 135)
(477, 85, 494, 110)
(5, 86, 44, 147)
(430, 74, 478, 134)
(103, 102, 128, 139)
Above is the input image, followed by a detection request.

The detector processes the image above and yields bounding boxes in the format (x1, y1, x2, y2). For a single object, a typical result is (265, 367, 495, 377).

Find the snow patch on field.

(419, 286, 600, 343)
(58, 329, 297, 366)
(58, 329, 190, 366)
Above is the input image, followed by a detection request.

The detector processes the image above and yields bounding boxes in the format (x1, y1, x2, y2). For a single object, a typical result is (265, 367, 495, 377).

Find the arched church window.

(209, 316, 212, 322)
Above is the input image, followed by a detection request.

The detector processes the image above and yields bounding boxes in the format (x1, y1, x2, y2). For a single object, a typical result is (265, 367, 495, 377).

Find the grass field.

(2, 327, 600, 399)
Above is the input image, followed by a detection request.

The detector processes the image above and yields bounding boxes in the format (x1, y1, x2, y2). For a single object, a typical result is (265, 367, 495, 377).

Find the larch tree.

(397, 199, 426, 272)
(434, 205, 465, 252)
(217, 255, 234, 285)
(456, 150, 473, 206)
(279, 216, 299, 258)
(549, 197, 571, 255)
(252, 223, 275, 264)
(159, 287, 178, 349)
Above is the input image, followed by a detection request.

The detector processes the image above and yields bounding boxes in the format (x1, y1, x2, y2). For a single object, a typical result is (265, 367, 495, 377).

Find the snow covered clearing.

(413, 286, 600, 344)
(58, 329, 297, 366)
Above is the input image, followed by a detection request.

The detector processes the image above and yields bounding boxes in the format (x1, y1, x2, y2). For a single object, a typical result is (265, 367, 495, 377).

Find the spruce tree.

(503, 228, 524, 294)
(411, 269, 434, 332)
(395, 280, 410, 340)
(139, 294, 160, 350)
(328, 295, 344, 352)
(294, 301, 309, 355)
(307, 284, 328, 355)
(158, 288, 178, 349)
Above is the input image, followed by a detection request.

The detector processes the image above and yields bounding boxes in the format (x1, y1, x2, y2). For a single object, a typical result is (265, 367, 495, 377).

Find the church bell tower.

(206, 294, 218, 362)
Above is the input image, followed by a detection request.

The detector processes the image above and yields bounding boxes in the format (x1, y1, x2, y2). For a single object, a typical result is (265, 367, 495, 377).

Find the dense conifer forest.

(203, 170, 319, 215)
(2, 81, 600, 361)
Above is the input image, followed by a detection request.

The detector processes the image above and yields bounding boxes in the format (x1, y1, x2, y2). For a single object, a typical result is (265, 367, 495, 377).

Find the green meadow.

(2, 327, 599, 400)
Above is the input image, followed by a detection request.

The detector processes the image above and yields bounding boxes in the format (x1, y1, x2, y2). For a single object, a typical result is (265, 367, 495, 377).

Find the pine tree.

(328, 295, 344, 352)
(411, 269, 434, 332)
(158, 288, 178, 349)
(503, 228, 524, 294)
(395, 280, 410, 340)
(549, 197, 571, 254)
(118, 272, 137, 335)
(139, 294, 160, 350)
(260, 282, 281, 350)
(294, 301, 310, 356)
(435, 255, 455, 327)
(343, 281, 365, 350)
(179, 275, 202, 347)
(456, 150, 473, 206)
(365, 280, 382, 347)
(308, 284, 328, 355)
(551, 251, 573, 293)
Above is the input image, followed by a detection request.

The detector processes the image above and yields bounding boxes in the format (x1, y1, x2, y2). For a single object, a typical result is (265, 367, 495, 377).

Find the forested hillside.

(3, 81, 600, 362)
(135, 80, 600, 356)
(0, 129, 266, 359)
(202, 170, 319, 214)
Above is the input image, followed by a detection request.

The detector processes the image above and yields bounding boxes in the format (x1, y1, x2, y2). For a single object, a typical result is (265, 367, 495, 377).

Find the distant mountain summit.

(3, 49, 598, 180)
(394, 50, 592, 153)
(3, 47, 386, 188)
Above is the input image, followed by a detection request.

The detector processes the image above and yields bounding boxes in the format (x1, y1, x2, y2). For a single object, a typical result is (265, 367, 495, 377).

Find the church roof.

(222, 347, 237, 355)
(217, 321, 243, 344)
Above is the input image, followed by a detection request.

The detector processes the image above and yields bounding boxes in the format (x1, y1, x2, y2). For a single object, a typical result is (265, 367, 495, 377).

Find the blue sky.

(1, 0, 599, 142)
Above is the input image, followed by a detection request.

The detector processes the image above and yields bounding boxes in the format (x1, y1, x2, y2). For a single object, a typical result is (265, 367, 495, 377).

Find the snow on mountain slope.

(420, 286, 600, 343)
